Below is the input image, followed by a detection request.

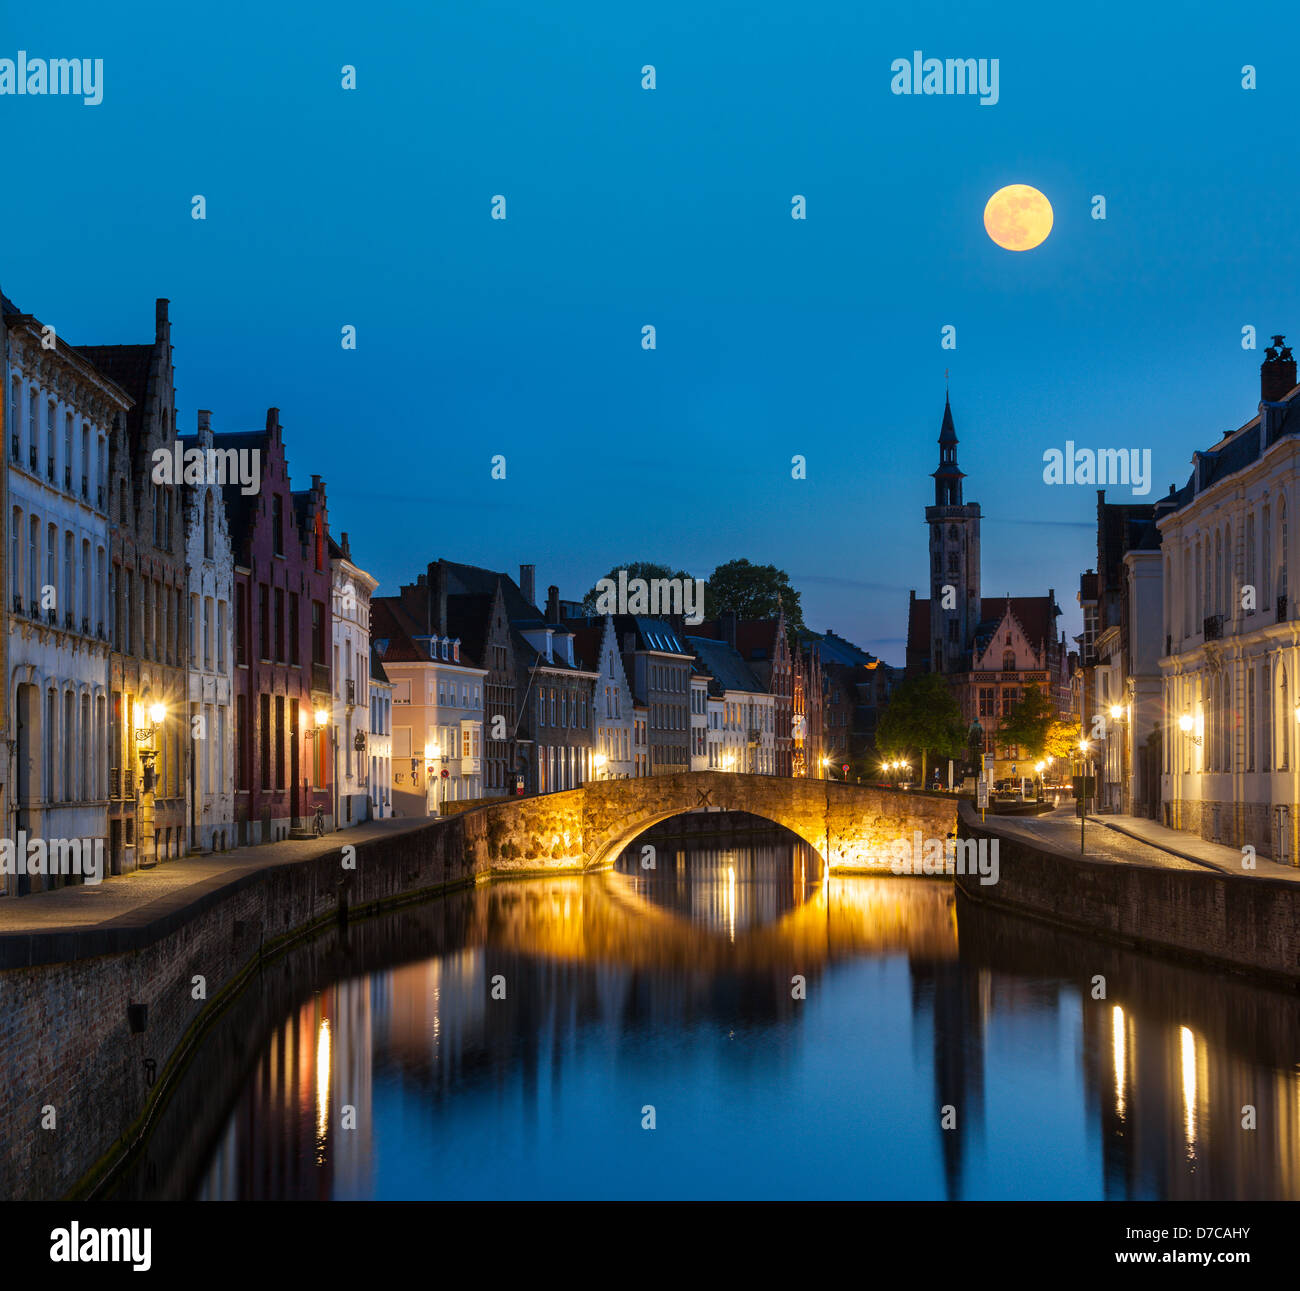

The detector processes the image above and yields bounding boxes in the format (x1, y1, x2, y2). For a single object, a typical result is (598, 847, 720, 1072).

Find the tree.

(580, 561, 691, 614)
(997, 685, 1058, 761)
(704, 559, 805, 633)
(875, 673, 966, 786)
(1044, 717, 1082, 762)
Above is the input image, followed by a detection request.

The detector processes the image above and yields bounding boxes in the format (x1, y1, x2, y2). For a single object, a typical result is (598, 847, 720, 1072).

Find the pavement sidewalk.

(1084, 811, 1300, 882)
(0, 816, 429, 945)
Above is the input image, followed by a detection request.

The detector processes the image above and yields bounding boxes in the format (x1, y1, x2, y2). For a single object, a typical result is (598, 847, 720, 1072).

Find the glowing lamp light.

(315, 709, 330, 727)
(592, 752, 607, 770)
(1178, 714, 1194, 734)
(1109, 704, 1123, 721)
(148, 702, 166, 725)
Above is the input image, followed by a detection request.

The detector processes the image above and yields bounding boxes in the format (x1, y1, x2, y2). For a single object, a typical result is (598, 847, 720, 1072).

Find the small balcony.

(63, 464, 71, 490)
(311, 661, 330, 694)
(1279, 594, 1289, 622)
(1203, 614, 1223, 641)
(28, 445, 37, 471)
(9, 434, 18, 461)
(81, 475, 88, 500)
(346, 678, 356, 706)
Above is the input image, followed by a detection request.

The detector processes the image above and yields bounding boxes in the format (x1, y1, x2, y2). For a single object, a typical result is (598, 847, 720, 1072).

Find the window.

(272, 495, 284, 556)
(312, 601, 325, 664)
(204, 495, 214, 559)
(289, 594, 299, 664)
(259, 584, 270, 658)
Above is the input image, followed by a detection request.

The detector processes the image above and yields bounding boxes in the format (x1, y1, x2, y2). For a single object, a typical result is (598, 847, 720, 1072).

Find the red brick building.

(219, 409, 334, 841)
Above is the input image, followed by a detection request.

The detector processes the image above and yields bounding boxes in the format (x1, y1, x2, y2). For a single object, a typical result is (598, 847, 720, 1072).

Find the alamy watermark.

(1, 833, 104, 884)
(593, 570, 706, 625)
(890, 52, 999, 105)
(0, 52, 103, 106)
(886, 831, 999, 885)
(151, 443, 262, 495)
(1042, 442, 1152, 496)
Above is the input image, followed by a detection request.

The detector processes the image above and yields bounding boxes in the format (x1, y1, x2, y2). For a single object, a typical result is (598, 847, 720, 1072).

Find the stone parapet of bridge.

(465, 772, 959, 874)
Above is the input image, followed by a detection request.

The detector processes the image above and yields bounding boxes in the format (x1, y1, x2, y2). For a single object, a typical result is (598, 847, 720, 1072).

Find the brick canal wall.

(0, 816, 481, 1201)
(955, 802, 1300, 985)
(0, 777, 953, 1199)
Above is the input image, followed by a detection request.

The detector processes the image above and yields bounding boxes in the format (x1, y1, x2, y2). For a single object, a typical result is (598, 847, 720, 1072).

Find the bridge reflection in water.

(113, 815, 1300, 1202)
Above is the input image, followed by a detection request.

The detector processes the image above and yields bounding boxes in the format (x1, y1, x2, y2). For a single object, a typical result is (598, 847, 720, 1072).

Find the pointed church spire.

(932, 393, 965, 506)
(939, 391, 957, 447)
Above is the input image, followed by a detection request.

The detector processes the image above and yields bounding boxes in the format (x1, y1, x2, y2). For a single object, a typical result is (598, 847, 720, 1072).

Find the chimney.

(155, 298, 170, 343)
(1262, 335, 1296, 403)
(197, 408, 211, 447)
(435, 559, 449, 636)
(341, 531, 351, 560)
(266, 407, 280, 441)
(519, 563, 536, 608)
(546, 585, 560, 624)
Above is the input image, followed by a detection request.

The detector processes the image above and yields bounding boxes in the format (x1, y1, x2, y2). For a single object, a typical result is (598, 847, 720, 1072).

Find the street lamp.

(592, 751, 608, 780)
(134, 701, 167, 869)
(1178, 712, 1201, 746)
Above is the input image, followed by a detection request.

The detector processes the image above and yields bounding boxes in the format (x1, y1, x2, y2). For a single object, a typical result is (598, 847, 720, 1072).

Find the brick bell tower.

(924, 394, 982, 673)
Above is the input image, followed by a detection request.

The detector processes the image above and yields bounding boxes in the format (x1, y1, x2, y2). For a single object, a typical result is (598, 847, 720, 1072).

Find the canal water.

(113, 814, 1300, 1201)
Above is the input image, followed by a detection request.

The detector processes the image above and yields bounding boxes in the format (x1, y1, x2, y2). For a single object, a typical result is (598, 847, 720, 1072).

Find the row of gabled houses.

(0, 283, 902, 897)
(367, 559, 903, 818)
(0, 289, 397, 895)
(1073, 336, 1300, 864)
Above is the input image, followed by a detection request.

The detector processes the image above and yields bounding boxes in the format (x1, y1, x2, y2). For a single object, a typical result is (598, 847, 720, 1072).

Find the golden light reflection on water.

(1112, 1005, 1127, 1121)
(315, 1017, 331, 1162)
(1180, 1024, 1198, 1159)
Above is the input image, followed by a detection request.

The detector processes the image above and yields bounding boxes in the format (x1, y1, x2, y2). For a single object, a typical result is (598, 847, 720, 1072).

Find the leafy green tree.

(580, 561, 691, 614)
(875, 673, 966, 785)
(704, 559, 804, 633)
(998, 685, 1059, 761)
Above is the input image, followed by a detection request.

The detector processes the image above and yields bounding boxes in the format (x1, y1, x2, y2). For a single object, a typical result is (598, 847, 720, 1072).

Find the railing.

(1203, 614, 1223, 640)
(28, 445, 37, 471)
(63, 464, 71, 490)
(109, 768, 120, 799)
(46, 456, 54, 482)
(9, 435, 18, 461)
(1279, 594, 1289, 621)
(346, 678, 356, 705)
(81, 475, 88, 500)
(123, 767, 135, 797)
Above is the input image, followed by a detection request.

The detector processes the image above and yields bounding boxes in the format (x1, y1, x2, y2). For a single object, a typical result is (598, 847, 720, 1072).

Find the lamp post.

(135, 702, 166, 869)
(592, 751, 608, 781)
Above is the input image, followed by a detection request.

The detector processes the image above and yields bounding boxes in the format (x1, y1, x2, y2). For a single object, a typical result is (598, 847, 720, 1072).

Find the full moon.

(983, 184, 1053, 251)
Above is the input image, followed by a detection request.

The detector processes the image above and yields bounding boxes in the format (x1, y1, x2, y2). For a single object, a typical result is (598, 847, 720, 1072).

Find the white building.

(373, 595, 488, 816)
(576, 615, 634, 779)
(689, 669, 710, 771)
(686, 635, 776, 774)
(1160, 338, 1300, 861)
(706, 694, 724, 769)
(368, 642, 393, 818)
(181, 410, 235, 851)
(4, 295, 125, 894)
(330, 533, 377, 828)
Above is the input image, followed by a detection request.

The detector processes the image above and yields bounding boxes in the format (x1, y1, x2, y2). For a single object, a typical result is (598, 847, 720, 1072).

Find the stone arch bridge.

(459, 771, 959, 875)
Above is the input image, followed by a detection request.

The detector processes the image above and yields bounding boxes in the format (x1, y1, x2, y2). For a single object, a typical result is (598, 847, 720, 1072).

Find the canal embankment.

(955, 800, 1300, 987)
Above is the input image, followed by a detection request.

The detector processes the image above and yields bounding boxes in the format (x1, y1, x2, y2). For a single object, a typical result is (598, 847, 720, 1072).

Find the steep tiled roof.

(686, 636, 764, 696)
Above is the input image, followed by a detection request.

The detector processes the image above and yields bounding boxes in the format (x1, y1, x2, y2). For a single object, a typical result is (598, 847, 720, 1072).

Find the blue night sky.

(6, 0, 1298, 663)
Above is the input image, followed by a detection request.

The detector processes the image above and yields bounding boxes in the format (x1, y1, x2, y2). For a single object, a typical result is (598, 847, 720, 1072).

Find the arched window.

(1002, 649, 1016, 671)
(8, 377, 20, 458)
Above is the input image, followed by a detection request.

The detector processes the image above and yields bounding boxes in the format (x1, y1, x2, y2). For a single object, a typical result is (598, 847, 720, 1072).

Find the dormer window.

(452, 639, 460, 662)
(441, 637, 449, 660)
